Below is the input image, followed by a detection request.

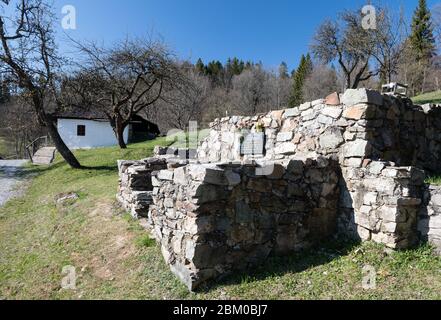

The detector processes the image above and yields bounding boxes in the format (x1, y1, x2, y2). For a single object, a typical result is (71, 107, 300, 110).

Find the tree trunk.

(422, 66, 427, 94)
(45, 115, 82, 169)
(116, 127, 127, 149)
(114, 115, 128, 149)
(345, 73, 351, 90)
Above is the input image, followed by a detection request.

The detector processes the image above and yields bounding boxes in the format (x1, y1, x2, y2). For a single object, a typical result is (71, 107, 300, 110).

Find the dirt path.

(0, 160, 28, 206)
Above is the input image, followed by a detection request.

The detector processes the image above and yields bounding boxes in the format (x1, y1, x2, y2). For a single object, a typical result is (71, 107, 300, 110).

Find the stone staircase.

(32, 147, 56, 165)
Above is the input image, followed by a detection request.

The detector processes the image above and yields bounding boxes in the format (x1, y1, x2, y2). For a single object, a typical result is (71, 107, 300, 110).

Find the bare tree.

(266, 70, 292, 109)
(202, 86, 232, 123)
(155, 66, 209, 130)
(0, 96, 46, 158)
(371, 7, 407, 84)
(303, 64, 339, 101)
(230, 65, 270, 115)
(311, 9, 378, 89)
(0, 0, 81, 168)
(71, 38, 177, 148)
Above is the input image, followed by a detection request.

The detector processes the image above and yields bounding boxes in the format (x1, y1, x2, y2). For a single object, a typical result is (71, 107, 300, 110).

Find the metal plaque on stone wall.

(241, 132, 265, 156)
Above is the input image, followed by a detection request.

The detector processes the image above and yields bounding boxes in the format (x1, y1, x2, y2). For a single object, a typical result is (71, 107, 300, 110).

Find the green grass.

(426, 176, 441, 186)
(412, 90, 441, 105)
(1, 137, 441, 300)
(135, 235, 156, 248)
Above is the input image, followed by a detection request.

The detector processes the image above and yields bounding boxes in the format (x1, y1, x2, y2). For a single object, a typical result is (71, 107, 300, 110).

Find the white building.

(54, 110, 159, 150)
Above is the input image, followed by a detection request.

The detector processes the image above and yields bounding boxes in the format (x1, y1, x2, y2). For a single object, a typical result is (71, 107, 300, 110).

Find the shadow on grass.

(196, 237, 360, 293)
(1, 162, 64, 180)
(80, 165, 118, 172)
(19, 161, 66, 176)
(11, 162, 118, 181)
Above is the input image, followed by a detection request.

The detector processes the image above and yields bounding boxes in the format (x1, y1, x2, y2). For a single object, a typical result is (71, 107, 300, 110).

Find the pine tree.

(206, 60, 224, 84)
(226, 57, 244, 76)
(195, 58, 206, 75)
(232, 57, 243, 75)
(304, 54, 313, 75)
(410, 0, 436, 61)
(279, 62, 289, 79)
(289, 54, 313, 107)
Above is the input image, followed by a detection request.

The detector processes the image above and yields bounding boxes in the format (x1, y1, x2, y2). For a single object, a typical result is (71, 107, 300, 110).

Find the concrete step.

(34, 147, 56, 157)
(32, 156, 53, 165)
(32, 147, 56, 165)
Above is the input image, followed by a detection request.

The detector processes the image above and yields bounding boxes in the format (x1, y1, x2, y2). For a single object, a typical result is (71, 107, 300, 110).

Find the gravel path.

(0, 160, 29, 207)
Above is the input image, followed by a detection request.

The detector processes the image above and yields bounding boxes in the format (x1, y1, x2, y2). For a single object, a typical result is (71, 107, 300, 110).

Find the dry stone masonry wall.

(117, 157, 168, 219)
(339, 163, 425, 249)
(198, 89, 441, 172)
(117, 88, 441, 290)
(149, 158, 340, 290)
(117, 147, 196, 218)
(419, 185, 441, 255)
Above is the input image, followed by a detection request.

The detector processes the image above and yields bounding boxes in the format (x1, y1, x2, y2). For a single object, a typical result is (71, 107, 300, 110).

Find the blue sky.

(53, 0, 440, 72)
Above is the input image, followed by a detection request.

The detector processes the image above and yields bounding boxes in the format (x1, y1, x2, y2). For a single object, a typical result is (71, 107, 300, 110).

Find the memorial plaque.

(241, 132, 265, 156)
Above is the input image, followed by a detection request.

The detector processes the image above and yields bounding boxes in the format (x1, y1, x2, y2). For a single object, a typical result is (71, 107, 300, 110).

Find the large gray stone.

(173, 167, 188, 185)
(169, 262, 197, 291)
(157, 170, 174, 181)
(319, 128, 344, 149)
(301, 109, 315, 121)
(299, 102, 311, 111)
(188, 165, 229, 186)
(284, 107, 300, 118)
(342, 105, 375, 120)
(343, 140, 371, 158)
(274, 142, 297, 155)
(277, 132, 294, 142)
(368, 161, 385, 175)
(429, 216, 441, 229)
(322, 106, 343, 119)
(344, 158, 363, 167)
(317, 115, 334, 125)
(341, 88, 384, 106)
(431, 193, 441, 206)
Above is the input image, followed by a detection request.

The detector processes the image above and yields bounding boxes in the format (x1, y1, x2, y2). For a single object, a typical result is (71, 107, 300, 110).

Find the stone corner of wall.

(418, 183, 441, 255)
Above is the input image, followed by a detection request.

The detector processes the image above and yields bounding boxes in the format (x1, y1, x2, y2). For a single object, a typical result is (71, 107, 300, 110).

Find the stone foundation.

(339, 163, 425, 249)
(148, 159, 340, 290)
(117, 88, 441, 290)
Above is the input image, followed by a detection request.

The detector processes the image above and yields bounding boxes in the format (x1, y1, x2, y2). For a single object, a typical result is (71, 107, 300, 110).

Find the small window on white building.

(77, 125, 86, 136)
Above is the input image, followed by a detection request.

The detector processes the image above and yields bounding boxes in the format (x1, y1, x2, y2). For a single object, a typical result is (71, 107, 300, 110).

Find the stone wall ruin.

(117, 88, 441, 290)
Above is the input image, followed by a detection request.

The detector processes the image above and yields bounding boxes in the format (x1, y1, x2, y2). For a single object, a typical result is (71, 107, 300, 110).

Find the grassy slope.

(1, 138, 441, 300)
(412, 90, 441, 105)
